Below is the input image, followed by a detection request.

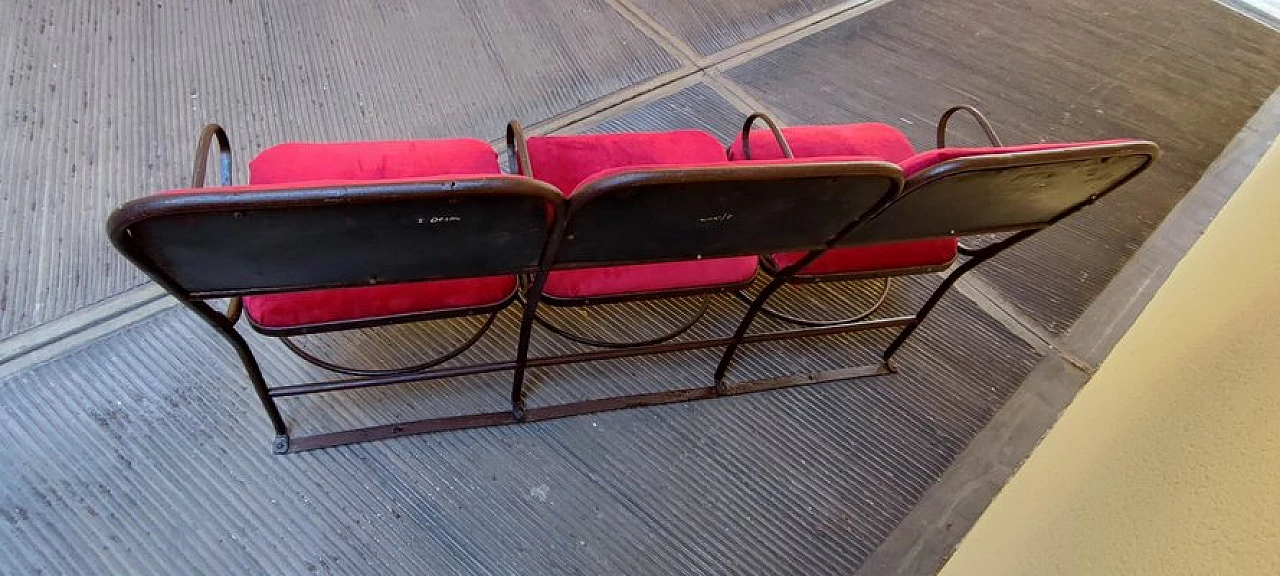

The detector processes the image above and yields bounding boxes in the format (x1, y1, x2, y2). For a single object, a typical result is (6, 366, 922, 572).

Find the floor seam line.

(603, 0, 701, 65)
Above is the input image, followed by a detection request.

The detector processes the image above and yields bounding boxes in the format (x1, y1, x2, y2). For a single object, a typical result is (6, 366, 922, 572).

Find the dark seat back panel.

(841, 143, 1158, 246)
(109, 179, 562, 298)
(556, 163, 902, 266)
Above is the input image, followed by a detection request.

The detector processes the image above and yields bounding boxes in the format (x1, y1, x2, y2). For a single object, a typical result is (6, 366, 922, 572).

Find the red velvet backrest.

(836, 140, 1160, 246)
(553, 159, 903, 266)
(108, 176, 564, 298)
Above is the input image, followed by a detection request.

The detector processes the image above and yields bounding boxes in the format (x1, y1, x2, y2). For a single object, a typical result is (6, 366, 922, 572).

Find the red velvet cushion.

(728, 123, 916, 163)
(526, 130, 757, 300)
(525, 130, 729, 195)
(158, 174, 523, 196)
(542, 259, 757, 300)
(244, 276, 516, 330)
(235, 139, 516, 330)
(770, 241, 956, 276)
(249, 138, 500, 184)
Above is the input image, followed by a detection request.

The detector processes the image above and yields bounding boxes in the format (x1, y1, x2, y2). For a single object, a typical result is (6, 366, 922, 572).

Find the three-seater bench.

(108, 108, 1158, 453)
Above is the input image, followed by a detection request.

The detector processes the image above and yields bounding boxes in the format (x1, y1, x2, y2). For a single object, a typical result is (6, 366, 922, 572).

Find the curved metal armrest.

(936, 105, 1003, 148)
(190, 124, 242, 323)
(191, 124, 233, 188)
(506, 120, 533, 176)
(736, 112, 794, 160)
(223, 297, 243, 324)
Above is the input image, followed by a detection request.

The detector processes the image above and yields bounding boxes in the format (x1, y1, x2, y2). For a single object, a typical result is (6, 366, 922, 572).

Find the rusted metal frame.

(716, 138, 1160, 386)
(108, 124, 288, 451)
(188, 299, 292, 453)
(114, 122, 1157, 453)
(508, 218, 566, 420)
(268, 315, 914, 398)
(189, 125, 284, 444)
(879, 230, 1034, 367)
(488, 125, 903, 417)
(936, 105, 1004, 148)
(108, 135, 288, 452)
(881, 144, 1162, 366)
(110, 123, 563, 452)
(284, 362, 893, 453)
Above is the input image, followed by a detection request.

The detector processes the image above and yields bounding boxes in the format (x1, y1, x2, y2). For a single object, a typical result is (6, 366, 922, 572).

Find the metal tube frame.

(526, 292, 712, 349)
(114, 116, 1154, 454)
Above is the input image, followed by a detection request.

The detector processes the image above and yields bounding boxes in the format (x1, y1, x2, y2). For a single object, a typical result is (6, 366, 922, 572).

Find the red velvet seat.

(525, 131, 758, 300)
(729, 123, 958, 278)
(728, 123, 917, 164)
(236, 138, 518, 332)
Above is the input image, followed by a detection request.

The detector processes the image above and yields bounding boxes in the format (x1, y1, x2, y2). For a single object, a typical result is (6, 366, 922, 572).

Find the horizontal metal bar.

(287, 410, 516, 452)
(283, 362, 888, 453)
(527, 386, 717, 420)
(723, 363, 892, 395)
(269, 315, 915, 398)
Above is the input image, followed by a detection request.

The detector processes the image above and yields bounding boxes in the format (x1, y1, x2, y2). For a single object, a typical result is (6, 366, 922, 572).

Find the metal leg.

(509, 226, 567, 422)
(504, 119, 565, 422)
(278, 311, 499, 377)
(510, 289, 543, 421)
(881, 230, 1035, 367)
(187, 300, 290, 453)
(713, 274, 792, 391)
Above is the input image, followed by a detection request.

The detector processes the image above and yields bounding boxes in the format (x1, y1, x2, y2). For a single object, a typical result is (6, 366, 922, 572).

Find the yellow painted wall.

(939, 139, 1280, 575)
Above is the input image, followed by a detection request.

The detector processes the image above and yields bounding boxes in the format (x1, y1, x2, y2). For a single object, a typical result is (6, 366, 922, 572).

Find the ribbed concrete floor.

(2, 0, 1279, 574)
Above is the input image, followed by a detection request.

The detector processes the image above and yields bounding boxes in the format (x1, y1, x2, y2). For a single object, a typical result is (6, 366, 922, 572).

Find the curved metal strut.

(734, 277, 892, 328)
(532, 297, 711, 349)
(517, 279, 711, 349)
(279, 312, 499, 377)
